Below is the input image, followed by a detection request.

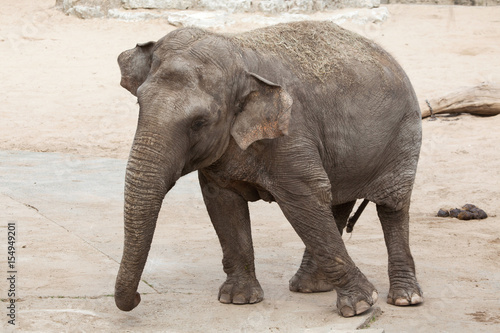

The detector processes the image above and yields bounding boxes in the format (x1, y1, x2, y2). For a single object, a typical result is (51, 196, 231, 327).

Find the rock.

(358, 0, 381, 8)
(57, 0, 121, 14)
(122, 0, 195, 10)
(342, 0, 380, 8)
(240, 13, 310, 27)
(197, 0, 252, 13)
(330, 10, 360, 25)
(66, 5, 105, 19)
(329, 7, 389, 26)
(257, 0, 317, 13)
(369, 6, 389, 23)
(107, 9, 168, 21)
(167, 11, 233, 29)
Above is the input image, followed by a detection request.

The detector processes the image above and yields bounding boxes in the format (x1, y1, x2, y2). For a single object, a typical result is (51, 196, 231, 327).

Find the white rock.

(107, 8, 168, 21)
(257, 0, 283, 13)
(67, 5, 105, 19)
(167, 11, 234, 29)
(360, 0, 381, 8)
(329, 7, 389, 26)
(368, 7, 389, 23)
(122, 0, 195, 10)
(257, 0, 314, 13)
(330, 10, 360, 25)
(240, 13, 310, 27)
(197, 0, 252, 13)
(289, 0, 317, 13)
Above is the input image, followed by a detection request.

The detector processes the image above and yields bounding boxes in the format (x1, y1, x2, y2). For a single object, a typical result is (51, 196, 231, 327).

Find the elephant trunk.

(115, 129, 184, 311)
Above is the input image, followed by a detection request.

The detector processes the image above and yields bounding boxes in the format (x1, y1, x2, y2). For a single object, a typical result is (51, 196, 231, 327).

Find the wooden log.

(420, 83, 500, 118)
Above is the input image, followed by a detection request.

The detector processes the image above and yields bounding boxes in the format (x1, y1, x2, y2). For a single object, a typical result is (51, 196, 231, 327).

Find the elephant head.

(114, 28, 292, 311)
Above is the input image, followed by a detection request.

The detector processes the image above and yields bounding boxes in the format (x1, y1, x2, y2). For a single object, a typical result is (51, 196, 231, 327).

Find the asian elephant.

(114, 21, 423, 317)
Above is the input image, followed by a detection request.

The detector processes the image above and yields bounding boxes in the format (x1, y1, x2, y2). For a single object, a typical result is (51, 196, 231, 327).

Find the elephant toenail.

(249, 292, 261, 304)
(355, 300, 371, 315)
(395, 298, 410, 306)
(340, 306, 355, 317)
(232, 294, 246, 304)
(411, 293, 423, 304)
(219, 293, 231, 304)
(372, 291, 379, 304)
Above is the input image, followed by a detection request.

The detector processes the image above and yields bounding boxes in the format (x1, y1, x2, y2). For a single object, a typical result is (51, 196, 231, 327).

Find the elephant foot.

(218, 276, 264, 304)
(336, 270, 378, 317)
(289, 270, 335, 293)
(387, 280, 423, 306)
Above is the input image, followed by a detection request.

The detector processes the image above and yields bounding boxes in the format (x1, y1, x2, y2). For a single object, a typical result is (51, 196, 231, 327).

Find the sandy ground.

(1, 0, 500, 332)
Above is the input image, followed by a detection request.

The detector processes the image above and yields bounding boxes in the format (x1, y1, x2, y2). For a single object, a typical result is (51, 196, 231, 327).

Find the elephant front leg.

(272, 168, 377, 317)
(289, 247, 334, 293)
(199, 172, 263, 305)
(290, 201, 356, 293)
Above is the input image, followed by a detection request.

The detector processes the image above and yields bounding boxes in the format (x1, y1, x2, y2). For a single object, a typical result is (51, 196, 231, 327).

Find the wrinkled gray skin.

(114, 21, 423, 318)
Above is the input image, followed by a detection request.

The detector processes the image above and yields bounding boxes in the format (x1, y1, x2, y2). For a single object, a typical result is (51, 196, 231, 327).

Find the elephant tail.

(346, 199, 370, 233)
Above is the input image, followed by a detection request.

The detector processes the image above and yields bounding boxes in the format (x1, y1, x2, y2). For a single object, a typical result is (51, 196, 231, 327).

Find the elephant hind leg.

(376, 200, 423, 306)
(289, 201, 356, 293)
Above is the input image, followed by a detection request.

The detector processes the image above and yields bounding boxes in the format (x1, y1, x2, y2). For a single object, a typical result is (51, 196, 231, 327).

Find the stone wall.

(118, 0, 386, 11)
(381, 0, 499, 5)
(55, 0, 500, 20)
(57, 0, 384, 14)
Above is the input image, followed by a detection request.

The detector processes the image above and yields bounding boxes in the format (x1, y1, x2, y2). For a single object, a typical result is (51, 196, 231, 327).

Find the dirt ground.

(1, 0, 500, 332)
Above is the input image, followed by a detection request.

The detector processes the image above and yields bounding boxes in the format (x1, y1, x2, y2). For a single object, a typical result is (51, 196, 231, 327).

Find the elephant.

(114, 21, 423, 318)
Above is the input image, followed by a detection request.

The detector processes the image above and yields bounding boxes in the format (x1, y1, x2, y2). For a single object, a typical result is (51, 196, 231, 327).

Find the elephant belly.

(230, 181, 276, 203)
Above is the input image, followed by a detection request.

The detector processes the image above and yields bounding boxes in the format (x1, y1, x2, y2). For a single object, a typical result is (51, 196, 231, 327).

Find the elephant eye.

(191, 117, 207, 131)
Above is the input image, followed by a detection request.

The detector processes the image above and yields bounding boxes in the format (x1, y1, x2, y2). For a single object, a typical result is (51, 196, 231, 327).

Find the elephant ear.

(231, 73, 293, 150)
(117, 41, 156, 96)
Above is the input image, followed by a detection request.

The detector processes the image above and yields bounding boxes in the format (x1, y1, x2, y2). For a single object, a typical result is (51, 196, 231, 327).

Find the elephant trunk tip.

(115, 291, 141, 311)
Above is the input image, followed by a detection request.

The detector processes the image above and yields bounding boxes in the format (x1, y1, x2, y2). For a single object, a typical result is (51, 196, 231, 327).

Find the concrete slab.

(0, 150, 378, 331)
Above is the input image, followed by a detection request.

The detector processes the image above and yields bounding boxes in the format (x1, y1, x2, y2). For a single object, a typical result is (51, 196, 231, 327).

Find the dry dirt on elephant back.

(1, 1, 500, 332)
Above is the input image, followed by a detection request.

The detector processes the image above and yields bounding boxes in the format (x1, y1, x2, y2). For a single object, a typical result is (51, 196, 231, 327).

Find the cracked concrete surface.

(0, 150, 382, 332)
